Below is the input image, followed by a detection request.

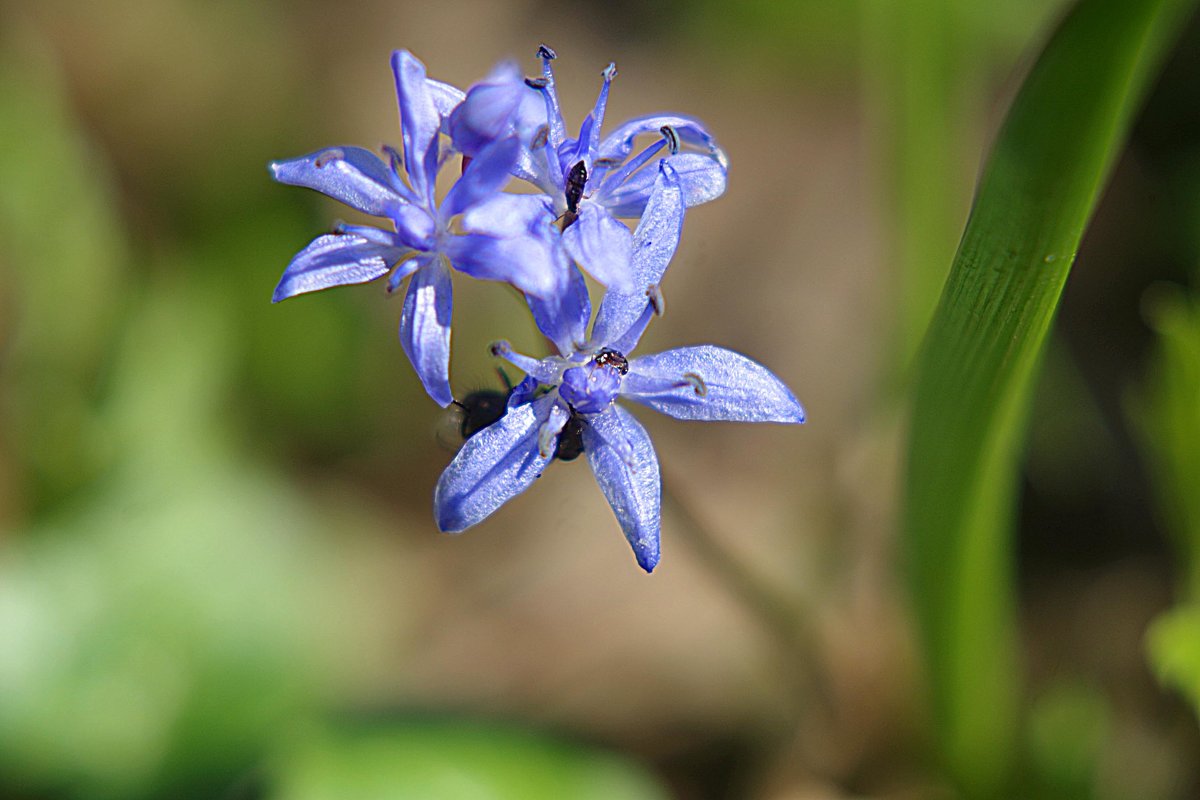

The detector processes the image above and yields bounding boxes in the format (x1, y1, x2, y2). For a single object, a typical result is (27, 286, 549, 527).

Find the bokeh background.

(2, 1, 1199, 798)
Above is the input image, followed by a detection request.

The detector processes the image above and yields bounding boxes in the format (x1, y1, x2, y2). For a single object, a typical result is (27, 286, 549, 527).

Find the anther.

(602, 62, 618, 81)
(537, 44, 557, 61)
(646, 284, 666, 316)
(524, 76, 549, 90)
(489, 341, 511, 358)
(660, 125, 680, 155)
(531, 125, 549, 150)
(593, 156, 622, 169)
(313, 148, 345, 168)
(682, 372, 707, 396)
(382, 144, 403, 171)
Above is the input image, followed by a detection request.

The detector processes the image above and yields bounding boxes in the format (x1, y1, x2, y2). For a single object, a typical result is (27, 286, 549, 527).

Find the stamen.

(382, 144, 403, 172)
(534, 44, 566, 158)
(585, 62, 618, 166)
(537, 404, 569, 459)
(387, 257, 416, 294)
(597, 137, 666, 194)
(682, 372, 707, 396)
(524, 77, 549, 89)
(660, 125, 680, 155)
(646, 284, 666, 316)
(313, 148, 345, 168)
(489, 341, 559, 383)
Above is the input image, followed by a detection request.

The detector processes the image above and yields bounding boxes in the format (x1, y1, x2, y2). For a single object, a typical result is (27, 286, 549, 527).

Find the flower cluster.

(270, 46, 804, 572)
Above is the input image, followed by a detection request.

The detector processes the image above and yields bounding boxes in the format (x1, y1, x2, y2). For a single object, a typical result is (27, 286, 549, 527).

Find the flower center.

(558, 348, 627, 414)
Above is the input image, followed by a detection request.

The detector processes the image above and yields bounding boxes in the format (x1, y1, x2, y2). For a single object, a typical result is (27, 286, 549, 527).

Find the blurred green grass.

(2, 1, 1199, 798)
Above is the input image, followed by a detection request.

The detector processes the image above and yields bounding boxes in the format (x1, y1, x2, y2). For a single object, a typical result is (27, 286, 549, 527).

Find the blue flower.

(432, 162, 803, 572)
(448, 45, 729, 293)
(269, 50, 562, 408)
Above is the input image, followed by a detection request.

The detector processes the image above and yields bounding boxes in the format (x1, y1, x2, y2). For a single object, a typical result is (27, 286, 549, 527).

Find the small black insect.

(555, 407, 587, 461)
(593, 348, 629, 375)
(560, 159, 588, 231)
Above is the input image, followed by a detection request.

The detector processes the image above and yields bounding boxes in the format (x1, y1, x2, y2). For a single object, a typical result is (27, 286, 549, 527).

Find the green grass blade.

(902, 0, 1196, 794)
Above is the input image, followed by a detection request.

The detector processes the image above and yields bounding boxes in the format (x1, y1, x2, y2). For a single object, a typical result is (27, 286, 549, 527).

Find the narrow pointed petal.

(597, 113, 725, 167)
(527, 262, 591, 356)
(441, 232, 559, 298)
(272, 232, 405, 302)
(439, 137, 520, 220)
(590, 161, 683, 348)
(624, 345, 805, 423)
(270, 147, 410, 217)
(562, 203, 635, 292)
(601, 153, 728, 217)
(435, 394, 558, 532)
(399, 258, 454, 407)
(391, 50, 441, 201)
(583, 407, 661, 572)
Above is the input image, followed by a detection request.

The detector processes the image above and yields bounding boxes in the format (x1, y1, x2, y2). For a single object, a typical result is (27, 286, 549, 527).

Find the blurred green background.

(1, 1, 1199, 798)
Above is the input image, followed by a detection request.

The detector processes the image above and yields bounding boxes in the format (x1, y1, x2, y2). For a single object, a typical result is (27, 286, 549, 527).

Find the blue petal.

(390, 204, 437, 250)
(441, 232, 559, 298)
(269, 147, 410, 218)
(426, 78, 466, 132)
(272, 232, 405, 302)
(562, 203, 635, 292)
(597, 113, 726, 167)
(583, 406, 661, 572)
(589, 161, 683, 348)
(623, 345, 805, 423)
(527, 262, 591, 356)
(601, 153, 728, 218)
(399, 257, 454, 407)
(439, 137, 520, 220)
(461, 192, 555, 238)
(448, 61, 542, 156)
(391, 50, 442, 202)
(507, 374, 541, 408)
(434, 393, 558, 532)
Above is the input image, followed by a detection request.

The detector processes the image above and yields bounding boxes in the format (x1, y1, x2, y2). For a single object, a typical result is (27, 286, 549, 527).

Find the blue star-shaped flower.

(432, 162, 804, 572)
(269, 50, 562, 407)
(448, 45, 730, 293)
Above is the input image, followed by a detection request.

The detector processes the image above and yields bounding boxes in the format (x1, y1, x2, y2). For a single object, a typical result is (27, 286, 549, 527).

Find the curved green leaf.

(902, 0, 1196, 794)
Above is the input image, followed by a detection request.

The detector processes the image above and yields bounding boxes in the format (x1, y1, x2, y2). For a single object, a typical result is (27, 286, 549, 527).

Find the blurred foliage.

(266, 720, 668, 800)
(1025, 681, 1111, 800)
(1138, 290, 1200, 720)
(1138, 290, 1200, 597)
(0, 26, 126, 513)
